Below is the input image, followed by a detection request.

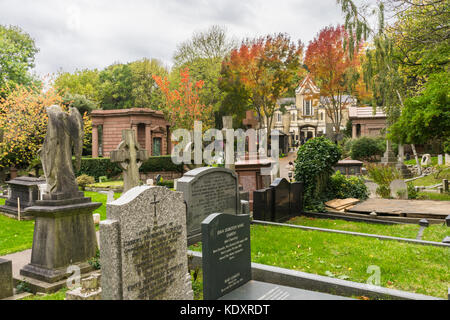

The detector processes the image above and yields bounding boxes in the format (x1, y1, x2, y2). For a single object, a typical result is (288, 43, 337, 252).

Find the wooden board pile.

(324, 198, 360, 212)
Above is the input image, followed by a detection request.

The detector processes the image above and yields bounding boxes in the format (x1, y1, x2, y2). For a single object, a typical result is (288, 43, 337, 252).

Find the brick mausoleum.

(91, 108, 171, 158)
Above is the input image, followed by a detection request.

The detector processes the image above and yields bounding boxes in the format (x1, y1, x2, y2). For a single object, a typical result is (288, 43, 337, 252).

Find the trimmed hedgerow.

(74, 156, 183, 181)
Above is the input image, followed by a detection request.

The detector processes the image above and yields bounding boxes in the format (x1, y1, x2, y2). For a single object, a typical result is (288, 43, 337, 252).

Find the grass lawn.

(288, 216, 449, 242)
(416, 191, 450, 201)
(404, 157, 438, 166)
(21, 288, 68, 300)
(190, 223, 450, 299)
(87, 181, 123, 188)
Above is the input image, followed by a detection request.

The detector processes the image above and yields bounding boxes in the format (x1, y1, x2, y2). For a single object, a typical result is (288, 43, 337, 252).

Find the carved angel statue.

(39, 105, 84, 199)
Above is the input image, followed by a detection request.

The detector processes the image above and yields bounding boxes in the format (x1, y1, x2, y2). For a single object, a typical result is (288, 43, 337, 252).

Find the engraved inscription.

(123, 222, 184, 299)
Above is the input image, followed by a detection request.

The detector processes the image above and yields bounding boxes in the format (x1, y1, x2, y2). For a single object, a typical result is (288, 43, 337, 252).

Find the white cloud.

(0, 0, 344, 76)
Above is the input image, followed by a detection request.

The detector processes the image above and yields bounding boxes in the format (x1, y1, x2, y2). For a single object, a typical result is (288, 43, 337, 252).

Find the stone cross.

(110, 129, 148, 193)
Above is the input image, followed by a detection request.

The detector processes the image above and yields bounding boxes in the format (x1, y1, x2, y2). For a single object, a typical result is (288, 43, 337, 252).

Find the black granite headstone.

(290, 181, 303, 215)
(202, 213, 251, 300)
(270, 178, 290, 222)
(253, 188, 273, 221)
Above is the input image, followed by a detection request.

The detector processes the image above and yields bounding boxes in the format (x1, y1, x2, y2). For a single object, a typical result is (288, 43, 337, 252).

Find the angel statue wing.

(66, 107, 84, 172)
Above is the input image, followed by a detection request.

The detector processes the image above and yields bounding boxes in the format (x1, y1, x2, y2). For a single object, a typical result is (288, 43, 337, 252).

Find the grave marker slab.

(202, 213, 251, 300)
(0, 258, 13, 299)
(100, 186, 193, 300)
(177, 167, 240, 245)
(270, 178, 290, 222)
(290, 181, 304, 215)
(253, 188, 273, 221)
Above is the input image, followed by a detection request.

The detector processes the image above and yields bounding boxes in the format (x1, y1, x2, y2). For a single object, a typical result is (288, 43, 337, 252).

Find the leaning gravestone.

(201, 213, 352, 300)
(390, 179, 408, 199)
(177, 167, 240, 245)
(100, 186, 193, 300)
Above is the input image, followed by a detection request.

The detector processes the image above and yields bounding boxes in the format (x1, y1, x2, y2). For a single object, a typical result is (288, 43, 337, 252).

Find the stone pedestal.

(20, 198, 101, 283)
(395, 162, 412, 178)
(381, 140, 397, 164)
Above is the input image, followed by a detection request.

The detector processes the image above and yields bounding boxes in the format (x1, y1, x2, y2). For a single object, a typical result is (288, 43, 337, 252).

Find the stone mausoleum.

(91, 108, 171, 158)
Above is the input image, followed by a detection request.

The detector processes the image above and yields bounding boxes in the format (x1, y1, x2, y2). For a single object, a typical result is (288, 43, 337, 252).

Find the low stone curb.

(252, 220, 450, 248)
(187, 250, 444, 300)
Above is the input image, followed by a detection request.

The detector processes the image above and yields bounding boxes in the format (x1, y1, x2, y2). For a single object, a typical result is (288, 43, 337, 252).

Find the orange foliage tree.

(153, 67, 213, 130)
(0, 83, 92, 169)
(305, 25, 363, 136)
(221, 33, 303, 130)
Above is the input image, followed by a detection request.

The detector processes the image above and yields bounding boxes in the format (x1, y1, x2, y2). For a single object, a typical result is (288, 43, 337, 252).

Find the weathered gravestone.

(271, 178, 291, 222)
(201, 213, 351, 300)
(100, 186, 193, 300)
(177, 167, 240, 245)
(0, 176, 46, 218)
(0, 258, 13, 299)
(110, 129, 148, 193)
(290, 181, 304, 215)
(421, 154, 432, 166)
(390, 179, 408, 199)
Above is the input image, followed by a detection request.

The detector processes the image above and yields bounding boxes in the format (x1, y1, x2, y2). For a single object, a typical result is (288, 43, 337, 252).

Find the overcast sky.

(0, 0, 344, 77)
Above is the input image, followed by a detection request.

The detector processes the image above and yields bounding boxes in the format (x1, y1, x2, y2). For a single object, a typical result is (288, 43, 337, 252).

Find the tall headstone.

(270, 178, 291, 222)
(202, 213, 251, 300)
(0, 258, 13, 299)
(110, 129, 148, 193)
(100, 186, 193, 300)
(177, 167, 240, 245)
(438, 154, 443, 165)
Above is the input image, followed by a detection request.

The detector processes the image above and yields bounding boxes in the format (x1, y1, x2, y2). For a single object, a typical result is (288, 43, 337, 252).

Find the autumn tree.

(220, 33, 303, 130)
(0, 83, 63, 169)
(172, 25, 236, 127)
(153, 67, 213, 130)
(305, 25, 362, 138)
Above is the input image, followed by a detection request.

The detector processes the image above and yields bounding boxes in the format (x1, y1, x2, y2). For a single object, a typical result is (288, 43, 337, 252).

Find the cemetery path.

(349, 198, 450, 219)
(279, 151, 297, 181)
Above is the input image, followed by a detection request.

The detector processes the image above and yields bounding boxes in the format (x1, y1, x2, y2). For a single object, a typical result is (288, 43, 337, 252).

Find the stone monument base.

(20, 198, 101, 283)
(395, 162, 413, 179)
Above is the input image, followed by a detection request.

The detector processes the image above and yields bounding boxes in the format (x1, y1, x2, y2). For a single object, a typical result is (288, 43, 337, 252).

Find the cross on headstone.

(150, 194, 160, 218)
(110, 129, 148, 193)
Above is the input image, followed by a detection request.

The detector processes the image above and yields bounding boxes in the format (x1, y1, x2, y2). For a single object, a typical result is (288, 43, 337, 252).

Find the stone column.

(131, 124, 138, 139)
(92, 125, 99, 158)
(145, 124, 151, 155)
(352, 124, 357, 139)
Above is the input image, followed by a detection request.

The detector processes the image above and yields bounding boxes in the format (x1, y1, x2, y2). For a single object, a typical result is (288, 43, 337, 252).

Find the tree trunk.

(410, 144, 422, 176)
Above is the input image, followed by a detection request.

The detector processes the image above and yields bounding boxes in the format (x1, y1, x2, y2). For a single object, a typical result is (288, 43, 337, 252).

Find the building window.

(320, 112, 324, 121)
(277, 113, 281, 122)
(291, 112, 295, 121)
(152, 137, 162, 156)
(303, 100, 312, 116)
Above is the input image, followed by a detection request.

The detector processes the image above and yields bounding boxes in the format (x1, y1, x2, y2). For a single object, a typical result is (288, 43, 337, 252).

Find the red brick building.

(91, 108, 171, 157)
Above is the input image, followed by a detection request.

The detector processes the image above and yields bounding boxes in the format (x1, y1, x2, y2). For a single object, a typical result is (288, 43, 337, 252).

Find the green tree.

(389, 72, 450, 153)
(0, 25, 39, 92)
(98, 63, 133, 110)
(129, 58, 168, 109)
(53, 69, 100, 103)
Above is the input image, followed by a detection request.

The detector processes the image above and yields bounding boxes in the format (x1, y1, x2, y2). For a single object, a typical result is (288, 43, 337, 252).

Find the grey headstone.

(241, 200, 250, 215)
(446, 215, 450, 227)
(0, 258, 13, 299)
(419, 219, 429, 227)
(106, 190, 115, 204)
(446, 154, 450, 165)
(421, 154, 432, 166)
(100, 186, 193, 300)
(270, 178, 291, 222)
(438, 154, 443, 165)
(202, 213, 251, 300)
(442, 236, 450, 244)
(390, 179, 408, 199)
(177, 167, 240, 245)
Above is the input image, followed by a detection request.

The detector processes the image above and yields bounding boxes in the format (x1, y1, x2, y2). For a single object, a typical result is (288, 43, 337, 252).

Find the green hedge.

(75, 156, 183, 181)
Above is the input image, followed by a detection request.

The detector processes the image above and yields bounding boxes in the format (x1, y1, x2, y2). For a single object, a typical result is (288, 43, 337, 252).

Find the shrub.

(407, 183, 418, 199)
(157, 179, 174, 189)
(350, 136, 384, 161)
(366, 164, 401, 199)
(339, 137, 354, 158)
(329, 171, 369, 200)
(139, 155, 184, 173)
(294, 136, 341, 211)
(76, 174, 95, 191)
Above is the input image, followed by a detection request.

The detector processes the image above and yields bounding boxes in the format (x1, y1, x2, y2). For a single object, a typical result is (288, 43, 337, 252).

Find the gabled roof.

(295, 74, 320, 95)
